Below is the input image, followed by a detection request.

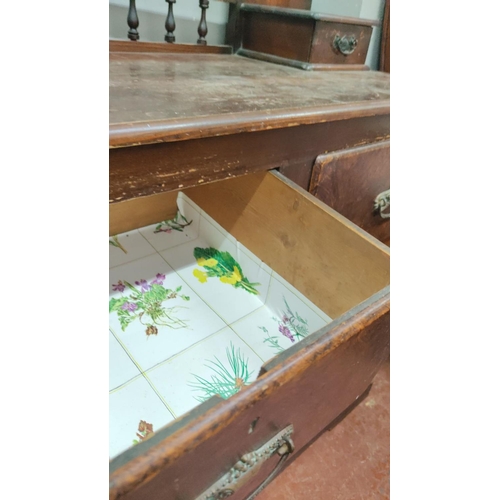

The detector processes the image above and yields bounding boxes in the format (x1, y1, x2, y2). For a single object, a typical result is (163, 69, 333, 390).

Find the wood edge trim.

(109, 289, 389, 499)
(109, 100, 390, 147)
(239, 4, 381, 26)
(305, 63, 370, 71)
(315, 139, 391, 164)
(238, 48, 314, 70)
(237, 49, 369, 72)
(109, 40, 233, 54)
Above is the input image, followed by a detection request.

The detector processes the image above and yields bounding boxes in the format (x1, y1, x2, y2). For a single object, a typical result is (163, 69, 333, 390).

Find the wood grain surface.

(109, 53, 389, 147)
(310, 141, 390, 244)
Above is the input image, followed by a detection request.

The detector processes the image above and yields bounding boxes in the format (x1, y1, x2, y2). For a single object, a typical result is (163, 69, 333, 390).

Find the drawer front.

(241, 11, 314, 62)
(110, 294, 389, 500)
(109, 172, 390, 500)
(310, 21, 372, 66)
(309, 141, 390, 245)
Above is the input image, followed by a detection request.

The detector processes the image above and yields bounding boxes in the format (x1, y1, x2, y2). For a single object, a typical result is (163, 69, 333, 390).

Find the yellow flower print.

(193, 268, 208, 283)
(196, 257, 218, 268)
(220, 266, 242, 285)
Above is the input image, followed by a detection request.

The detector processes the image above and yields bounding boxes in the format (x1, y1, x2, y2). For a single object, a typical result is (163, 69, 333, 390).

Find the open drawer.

(109, 171, 390, 500)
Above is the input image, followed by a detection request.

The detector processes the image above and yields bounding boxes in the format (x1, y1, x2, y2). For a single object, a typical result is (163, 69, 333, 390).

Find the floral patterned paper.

(109, 274, 190, 336)
(109, 191, 332, 461)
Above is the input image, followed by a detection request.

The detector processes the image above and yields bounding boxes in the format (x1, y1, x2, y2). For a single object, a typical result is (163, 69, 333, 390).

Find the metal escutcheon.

(197, 425, 294, 500)
(333, 34, 358, 55)
(374, 189, 390, 219)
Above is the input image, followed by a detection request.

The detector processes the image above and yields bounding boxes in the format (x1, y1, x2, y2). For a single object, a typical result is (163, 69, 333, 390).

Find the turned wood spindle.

(197, 0, 209, 45)
(165, 0, 176, 43)
(127, 0, 140, 41)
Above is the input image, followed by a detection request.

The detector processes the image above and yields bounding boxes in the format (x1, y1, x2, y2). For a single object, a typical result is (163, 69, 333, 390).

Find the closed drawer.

(109, 171, 390, 500)
(238, 4, 375, 71)
(310, 141, 390, 245)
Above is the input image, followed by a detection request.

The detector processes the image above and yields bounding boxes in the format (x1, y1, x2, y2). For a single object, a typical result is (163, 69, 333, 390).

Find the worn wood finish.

(310, 141, 390, 245)
(109, 289, 390, 500)
(108, 40, 232, 55)
(109, 52, 389, 147)
(110, 115, 390, 203)
(108, 43, 390, 500)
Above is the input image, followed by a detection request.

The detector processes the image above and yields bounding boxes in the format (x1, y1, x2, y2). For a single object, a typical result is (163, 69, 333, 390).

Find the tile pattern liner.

(109, 192, 332, 459)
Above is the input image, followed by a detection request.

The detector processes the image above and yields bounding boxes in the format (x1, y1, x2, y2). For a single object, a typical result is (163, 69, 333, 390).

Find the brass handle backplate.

(333, 34, 358, 55)
(197, 425, 294, 500)
(374, 189, 390, 219)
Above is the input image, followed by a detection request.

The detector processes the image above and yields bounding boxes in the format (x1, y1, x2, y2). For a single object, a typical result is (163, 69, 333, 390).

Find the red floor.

(256, 360, 390, 499)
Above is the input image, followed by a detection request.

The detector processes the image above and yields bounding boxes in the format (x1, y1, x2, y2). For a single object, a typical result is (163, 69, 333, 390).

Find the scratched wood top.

(109, 53, 390, 147)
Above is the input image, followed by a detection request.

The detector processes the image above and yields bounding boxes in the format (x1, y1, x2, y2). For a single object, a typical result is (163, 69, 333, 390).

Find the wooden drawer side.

(186, 171, 389, 319)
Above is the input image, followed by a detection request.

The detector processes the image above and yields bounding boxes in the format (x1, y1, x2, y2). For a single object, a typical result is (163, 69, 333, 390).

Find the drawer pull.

(374, 189, 390, 219)
(333, 34, 358, 55)
(197, 425, 294, 500)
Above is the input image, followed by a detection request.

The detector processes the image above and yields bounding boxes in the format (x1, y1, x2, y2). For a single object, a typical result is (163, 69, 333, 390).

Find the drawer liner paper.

(109, 192, 332, 459)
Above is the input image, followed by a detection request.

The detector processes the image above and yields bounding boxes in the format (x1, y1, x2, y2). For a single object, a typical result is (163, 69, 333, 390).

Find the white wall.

(311, 0, 363, 18)
(109, 0, 229, 21)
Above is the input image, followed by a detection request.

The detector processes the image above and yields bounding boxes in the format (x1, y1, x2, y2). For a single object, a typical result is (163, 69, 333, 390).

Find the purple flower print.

(151, 273, 166, 286)
(112, 281, 125, 293)
(155, 227, 172, 234)
(279, 324, 294, 343)
(281, 315, 290, 324)
(121, 302, 137, 312)
(135, 279, 151, 292)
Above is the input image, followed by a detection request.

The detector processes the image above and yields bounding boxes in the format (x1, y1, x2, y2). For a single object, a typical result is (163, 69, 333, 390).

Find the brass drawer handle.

(197, 425, 294, 500)
(374, 189, 390, 219)
(333, 34, 358, 55)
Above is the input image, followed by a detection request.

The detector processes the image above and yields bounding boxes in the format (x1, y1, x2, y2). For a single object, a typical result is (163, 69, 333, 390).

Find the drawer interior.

(109, 170, 389, 461)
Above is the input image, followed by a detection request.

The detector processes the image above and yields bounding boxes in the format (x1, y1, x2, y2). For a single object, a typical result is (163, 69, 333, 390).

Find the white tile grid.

(109, 191, 333, 457)
(160, 213, 272, 325)
(138, 193, 201, 252)
(109, 229, 157, 269)
(145, 327, 263, 419)
(109, 253, 227, 373)
(229, 274, 331, 363)
(109, 330, 141, 391)
(109, 375, 176, 459)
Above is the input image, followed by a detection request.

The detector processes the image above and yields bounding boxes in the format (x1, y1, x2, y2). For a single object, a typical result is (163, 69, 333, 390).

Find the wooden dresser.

(109, 44, 390, 500)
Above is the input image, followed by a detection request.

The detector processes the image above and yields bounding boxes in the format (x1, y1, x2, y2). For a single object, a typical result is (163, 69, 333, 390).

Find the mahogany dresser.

(109, 41, 390, 500)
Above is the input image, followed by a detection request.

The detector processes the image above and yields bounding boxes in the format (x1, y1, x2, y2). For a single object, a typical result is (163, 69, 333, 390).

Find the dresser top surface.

(109, 52, 390, 148)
